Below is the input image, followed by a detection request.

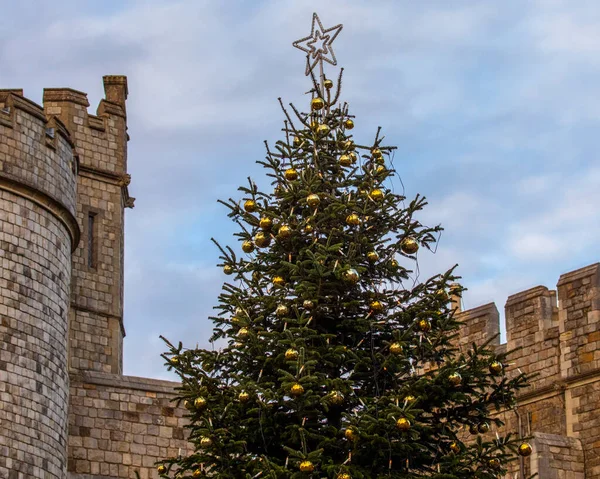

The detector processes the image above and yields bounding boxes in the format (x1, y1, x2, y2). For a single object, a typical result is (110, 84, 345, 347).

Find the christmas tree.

(158, 13, 532, 479)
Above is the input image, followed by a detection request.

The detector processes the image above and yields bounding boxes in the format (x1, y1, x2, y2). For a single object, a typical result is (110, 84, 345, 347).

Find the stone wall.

(0, 91, 79, 478)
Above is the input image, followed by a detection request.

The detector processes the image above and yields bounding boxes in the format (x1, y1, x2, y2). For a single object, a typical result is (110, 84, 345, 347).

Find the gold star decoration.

(292, 12, 343, 76)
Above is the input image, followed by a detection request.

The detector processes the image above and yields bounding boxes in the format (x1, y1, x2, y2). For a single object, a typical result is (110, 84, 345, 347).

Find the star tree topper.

(292, 13, 343, 77)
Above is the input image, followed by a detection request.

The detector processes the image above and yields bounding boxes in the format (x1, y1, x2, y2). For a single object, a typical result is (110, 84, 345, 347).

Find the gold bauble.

(344, 427, 358, 441)
(344, 119, 354, 130)
(193, 469, 203, 478)
(343, 269, 360, 284)
(276, 304, 289, 317)
(311, 97, 325, 111)
(284, 168, 299, 181)
(390, 342, 402, 355)
(194, 397, 207, 409)
(396, 417, 411, 431)
(237, 327, 250, 339)
(239, 391, 250, 403)
(285, 348, 299, 360)
(273, 276, 286, 287)
(223, 264, 234, 275)
(293, 136, 301, 148)
(290, 383, 304, 396)
(157, 465, 167, 474)
(367, 251, 379, 263)
(329, 391, 345, 405)
(299, 460, 314, 473)
(254, 232, 271, 248)
(303, 223, 314, 234)
(448, 372, 462, 386)
(243, 200, 257, 213)
(417, 318, 431, 333)
(349, 152, 358, 163)
(489, 361, 503, 376)
(372, 148, 383, 159)
(370, 300, 384, 313)
(489, 458, 501, 469)
(242, 240, 255, 253)
(170, 356, 179, 366)
(518, 442, 533, 457)
(317, 124, 330, 136)
(277, 224, 292, 239)
(404, 395, 415, 403)
(324, 79, 334, 89)
(375, 165, 387, 175)
(401, 237, 419, 254)
(184, 399, 193, 410)
(303, 300, 315, 310)
(344, 140, 355, 151)
(369, 189, 384, 201)
(389, 259, 399, 271)
(346, 213, 360, 226)
(259, 217, 273, 230)
(339, 154, 352, 167)
(200, 436, 212, 447)
(449, 442, 460, 454)
(235, 307, 244, 317)
(337, 474, 351, 479)
(478, 422, 490, 434)
(307, 194, 320, 208)
(436, 288, 449, 302)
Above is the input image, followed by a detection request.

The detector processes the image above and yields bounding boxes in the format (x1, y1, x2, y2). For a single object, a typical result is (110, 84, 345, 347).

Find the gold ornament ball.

(184, 399, 193, 410)
(194, 397, 207, 409)
(478, 422, 490, 434)
(489, 458, 501, 469)
(448, 372, 462, 386)
(389, 259, 400, 272)
(390, 342, 402, 355)
(239, 391, 250, 403)
(349, 152, 358, 163)
(235, 307, 244, 317)
(285, 348, 299, 360)
(200, 436, 212, 447)
(369, 189, 384, 201)
(370, 300, 384, 313)
(254, 232, 271, 248)
(344, 427, 358, 441)
(273, 276, 286, 287)
(169, 356, 179, 366)
(489, 361, 503, 375)
(259, 217, 273, 230)
(193, 469, 203, 478)
(344, 140, 355, 151)
(237, 327, 250, 339)
(436, 288, 449, 302)
(449, 442, 460, 454)
(284, 168, 299, 181)
(290, 383, 304, 397)
(293, 136, 301, 148)
(337, 474, 351, 479)
(243, 200, 257, 213)
(404, 395, 416, 403)
(303, 223, 314, 234)
(344, 119, 354, 130)
(346, 213, 360, 226)
(329, 391, 345, 405)
(396, 417, 411, 431)
(367, 251, 379, 263)
(307, 194, 320, 208)
(372, 148, 383, 158)
(324, 79, 334, 89)
(223, 264, 234, 275)
(276, 304, 289, 317)
(311, 97, 325, 111)
(303, 300, 315, 310)
(317, 124, 330, 136)
(299, 460, 314, 473)
(417, 318, 432, 333)
(518, 442, 533, 457)
(343, 268, 360, 284)
(157, 465, 167, 474)
(277, 224, 292, 239)
(401, 237, 419, 254)
(242, 240, 255, 253)
(339, 154, 352, 167)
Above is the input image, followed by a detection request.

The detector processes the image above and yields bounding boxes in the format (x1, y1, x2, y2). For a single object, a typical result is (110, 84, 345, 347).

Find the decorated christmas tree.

(158, 13, 533, 479)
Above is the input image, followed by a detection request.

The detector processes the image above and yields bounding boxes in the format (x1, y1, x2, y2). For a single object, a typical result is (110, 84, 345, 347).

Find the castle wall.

(0, 92, 79, 478)
(67, 373, 191, 479)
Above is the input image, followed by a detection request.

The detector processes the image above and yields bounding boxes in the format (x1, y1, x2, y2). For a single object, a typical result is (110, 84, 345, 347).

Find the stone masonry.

(1, 76, 599, 478)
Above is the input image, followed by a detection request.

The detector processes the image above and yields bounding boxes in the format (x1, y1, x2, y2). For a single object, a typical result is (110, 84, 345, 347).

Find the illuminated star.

(292, 12, 343, 76)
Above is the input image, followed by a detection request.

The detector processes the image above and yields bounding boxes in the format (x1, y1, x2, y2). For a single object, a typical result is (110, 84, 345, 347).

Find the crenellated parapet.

(456, 261, 600, 478)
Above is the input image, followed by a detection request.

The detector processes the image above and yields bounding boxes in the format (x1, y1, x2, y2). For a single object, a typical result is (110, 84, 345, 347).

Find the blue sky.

(1, 0, 598, 380)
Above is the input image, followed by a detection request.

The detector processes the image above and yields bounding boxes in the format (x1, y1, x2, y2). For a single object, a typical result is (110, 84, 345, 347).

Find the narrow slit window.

(88, 213, 96, 268)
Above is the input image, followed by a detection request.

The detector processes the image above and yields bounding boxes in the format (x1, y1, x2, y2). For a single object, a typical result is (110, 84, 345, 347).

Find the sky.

(1, 0, 598, 381)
